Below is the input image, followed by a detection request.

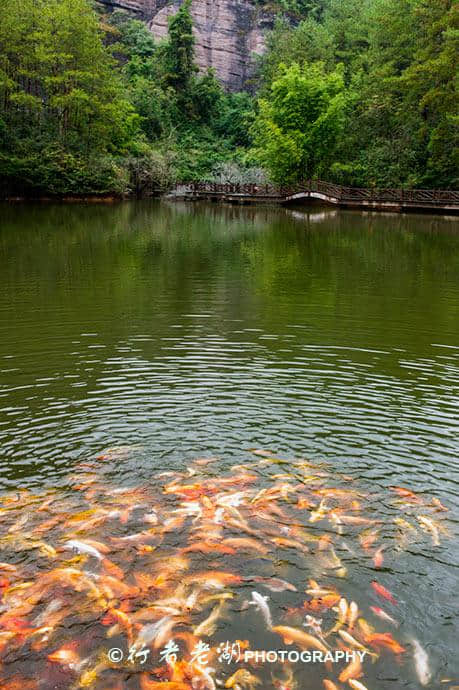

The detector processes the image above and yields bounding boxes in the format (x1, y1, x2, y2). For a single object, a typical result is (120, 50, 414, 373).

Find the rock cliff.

(100, 0, 275, 91)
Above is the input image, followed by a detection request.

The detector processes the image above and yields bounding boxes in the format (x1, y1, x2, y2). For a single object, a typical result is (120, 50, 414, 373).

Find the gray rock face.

(99, 0, 275, 91)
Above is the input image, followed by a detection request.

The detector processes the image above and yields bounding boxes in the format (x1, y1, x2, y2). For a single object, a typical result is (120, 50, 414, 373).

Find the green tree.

(164, 0, 197, 93)
(251, 62, 349, 183)
(259, 17, 335, 89)
(0, 0, 141, 195)
(399, 0, 459, 187)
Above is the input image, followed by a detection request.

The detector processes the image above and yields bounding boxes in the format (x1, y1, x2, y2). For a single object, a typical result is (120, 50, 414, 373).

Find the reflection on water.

(0, 201, 458, 687)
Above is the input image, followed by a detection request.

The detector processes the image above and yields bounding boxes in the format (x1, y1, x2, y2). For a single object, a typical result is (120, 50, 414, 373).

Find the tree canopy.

(0, 0, 457, 196)
(251, 63, 348, 183)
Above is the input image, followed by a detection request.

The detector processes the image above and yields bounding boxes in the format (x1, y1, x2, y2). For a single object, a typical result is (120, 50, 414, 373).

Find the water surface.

(0, 201, 458, 687)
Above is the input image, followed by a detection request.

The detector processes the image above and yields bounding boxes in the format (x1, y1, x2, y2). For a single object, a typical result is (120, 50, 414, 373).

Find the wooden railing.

(178, 180, 459, 205)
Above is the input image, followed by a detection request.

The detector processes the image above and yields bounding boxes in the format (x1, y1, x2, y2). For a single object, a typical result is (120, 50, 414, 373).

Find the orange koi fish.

(390, 486, 422, 502)
(371, 581, 396, 604)
(272, 537, 309, 553)
(359, 530, 379, 550)
(102, 608, 133, 644)
(47, 643, 81, 668)
(183, 541, 236, 555)
(222, 537, 269, 554)
(305, 594, 341, 612)
(366, 632, 405, 654)
(164, 483, 211, 500)
(225, 669, 262, 688)
(338, 654, 363, 683)
(184, 571, 243, 588)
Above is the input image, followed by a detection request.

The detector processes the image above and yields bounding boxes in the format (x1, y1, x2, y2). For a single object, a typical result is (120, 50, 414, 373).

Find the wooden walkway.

(171, 180, 459, 214)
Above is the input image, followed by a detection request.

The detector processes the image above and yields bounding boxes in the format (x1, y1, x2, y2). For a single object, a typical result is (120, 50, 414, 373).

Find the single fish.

(366, 632, 405, 654)
(47, 644, 83, 670)
(390, 486, 422, 502)
(306, 587, 337, 597)
(271, 536, 309, 553)
(134, 616, 178, 650)
(305, 593, 341, 611)
(248, 591, 273, 629)
(430, 497, 448, 511)
(411, 638, 432, 686)
(272, 625, 329, 653)
(338, 629, 368, 652)
(304, 614, 324, 638)
(338, 654, 363, 683)
(251, 576, 297, 592)
(369, 606, 398, 626)
(62, 540, 102, 560)
(185, 571, 242, 589)
(417, 515, 440, 546)
(359, 529, 380, 550)
(337, 597, 349, 624)
(371, 581, 396, 604)
(373, 546, 385, 568)
(394, 517, 416, 531)
(225, 668, 262, 689)
(194, 601, 226, 637)
(272, 666, 297, 690)
(348, 601, 359, 630)
(310, 500, 328, 523)
(348, 681, 370, 690)
(222, 537, 269, 555)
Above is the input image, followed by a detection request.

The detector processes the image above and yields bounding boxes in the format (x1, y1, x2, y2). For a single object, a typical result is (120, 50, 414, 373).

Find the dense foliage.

(255, 0, 458, 187)
(0, 0, 457, 196)
(0, 0, 141, 196)
(252, 63, 348, 183)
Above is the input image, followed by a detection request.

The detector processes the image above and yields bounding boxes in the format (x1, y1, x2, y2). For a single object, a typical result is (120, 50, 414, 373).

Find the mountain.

(100, 0, 276, 91)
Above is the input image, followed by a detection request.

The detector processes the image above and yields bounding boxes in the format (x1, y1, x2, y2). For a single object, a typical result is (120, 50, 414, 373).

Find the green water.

(1, 202, 458, 484)
(0, 200, 458, 687)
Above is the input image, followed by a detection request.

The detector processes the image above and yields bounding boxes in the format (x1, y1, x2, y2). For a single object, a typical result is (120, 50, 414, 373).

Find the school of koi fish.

(0, 447, 453, 690)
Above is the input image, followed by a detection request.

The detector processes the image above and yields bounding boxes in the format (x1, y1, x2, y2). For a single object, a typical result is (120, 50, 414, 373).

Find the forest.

(0, 0, 457, 197)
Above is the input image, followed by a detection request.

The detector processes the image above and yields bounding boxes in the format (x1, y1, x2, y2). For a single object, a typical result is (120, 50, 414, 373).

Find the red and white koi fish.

(370, 606, 398, 627)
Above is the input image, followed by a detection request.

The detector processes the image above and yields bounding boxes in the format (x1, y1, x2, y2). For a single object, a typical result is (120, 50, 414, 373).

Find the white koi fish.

(63, 540, 102, 560)
(411, 638, 432, 686)
(417, 516, 440, 546)
(248, 591, 273, 629)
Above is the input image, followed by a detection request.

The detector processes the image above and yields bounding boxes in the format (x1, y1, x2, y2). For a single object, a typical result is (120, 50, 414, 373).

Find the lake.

(0, 201, 458, 689)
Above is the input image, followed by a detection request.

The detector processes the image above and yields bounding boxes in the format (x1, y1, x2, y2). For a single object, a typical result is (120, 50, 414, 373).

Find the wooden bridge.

(171, 180, 459, 214)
